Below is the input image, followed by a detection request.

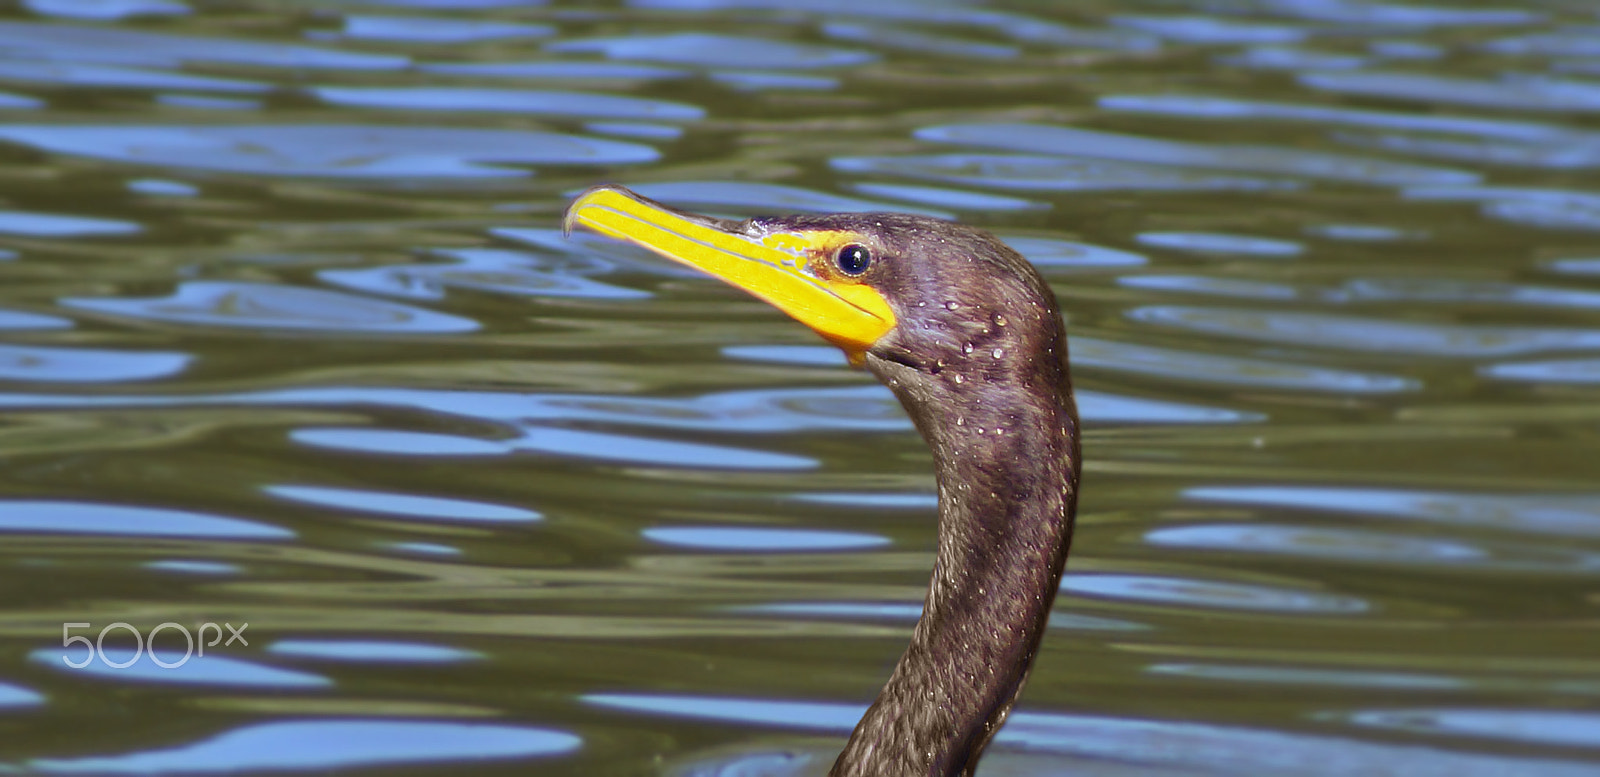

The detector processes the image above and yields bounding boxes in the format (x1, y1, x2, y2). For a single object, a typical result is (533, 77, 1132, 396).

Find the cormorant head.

(564, 185, 1064, 382)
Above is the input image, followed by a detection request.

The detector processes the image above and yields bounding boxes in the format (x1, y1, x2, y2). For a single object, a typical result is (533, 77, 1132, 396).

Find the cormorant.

(566, 185, 1080, 777)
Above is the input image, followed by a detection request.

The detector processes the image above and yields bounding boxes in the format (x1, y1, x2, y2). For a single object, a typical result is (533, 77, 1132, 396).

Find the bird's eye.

(835, 244, 872, 276)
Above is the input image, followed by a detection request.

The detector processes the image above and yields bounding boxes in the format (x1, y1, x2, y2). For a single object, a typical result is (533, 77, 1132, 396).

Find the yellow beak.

(563, 185, 896, 364)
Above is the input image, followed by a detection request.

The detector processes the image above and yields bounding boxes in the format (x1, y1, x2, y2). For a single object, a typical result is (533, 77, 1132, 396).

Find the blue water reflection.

(311, 86, 704, 121)
(267, 640, 482, 663)
(0, 210, 139, 237)
(420, 61, 687, 80)
(31, 648, 328, 688)
(0, 125, 658, 178)
(62, 281, 480, 333)
(0, 61, 266, 93)
(1136, 231, 1304, 257)
(1111, 15, 1305, 44)
(144, 560, 241, 575)
(848, 182, 1048, 213)
(0, 381, 1259, 432)
(385, 541, 462, 556)
(26, 0, 188, 20)
(319, 247, 650, 301)
(1072, 337, 1418, 393)
(1302, 71, 1600, 113)
(1064, 573, 1368, 614)
(27, 719, 580, 773)
(290, 428, 509, 457)
(513, 426, 817, 470)
(1100, 94, 1571, 141)
(1482, 356, 1600, 383)
(1185, 485, 1600, 538)
(338, 15, 553, 43)
(1003, 237, 1146, 269)
(1128, 306, 1600, 357)
(1116, 275, 1301, 301)
(789, 491, 936, 509)
(0, 20, 407, 70)
(1146, 524, 1600, 573)
(0, 309, 73, 330)
(711, 71, 838, 91)
(832, 153, 1295, 193)
(1346, 708, 1600, 749)
(0, 681, 43, 708)
(265, 484, 541, 523)
(0, 344, 190, 382)
(915, 124, 1480, 186)
(126, 178, 198, 196)
(0, 501, 290, 539)
(627, 0, 1159, 51)
(1148, 663, 1463, 691)
(821, 21, 1019, 60)
(643, 526, 887, 552)
(547, 32, 875, 69)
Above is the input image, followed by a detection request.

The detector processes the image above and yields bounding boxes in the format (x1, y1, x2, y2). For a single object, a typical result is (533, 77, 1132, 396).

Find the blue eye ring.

(836, 243, 872, 276)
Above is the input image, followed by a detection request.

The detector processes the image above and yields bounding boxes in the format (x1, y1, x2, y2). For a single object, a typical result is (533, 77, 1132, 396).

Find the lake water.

(0, 1, 1597, 775)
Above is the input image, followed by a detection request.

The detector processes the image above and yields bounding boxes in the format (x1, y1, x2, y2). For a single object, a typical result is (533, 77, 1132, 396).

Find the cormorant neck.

(833, 328, 1080, 777)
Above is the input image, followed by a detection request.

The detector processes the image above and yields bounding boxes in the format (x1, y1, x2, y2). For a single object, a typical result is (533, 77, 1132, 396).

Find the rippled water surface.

(0, 1, 1597, 775)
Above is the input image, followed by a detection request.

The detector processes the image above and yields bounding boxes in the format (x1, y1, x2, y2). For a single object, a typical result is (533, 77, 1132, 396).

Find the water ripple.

(1004, 237, 1146, 268)
(0, 500, 290, 539)
(62, 281, 480, 333)
(1346, 708, 1600, 749)
(1111, 15, 1306, 44)
(547, 32, 875, 70)
(26, 719, 580, 773)
(848, 182, 1048, 213)
(1128, 305, 1600, 357)
(1301, 71, 1600, 113)
(1064, 573, 1368, 614)
(1149, 663, 1463, 691)
(832, 153, 1296, 193)
(1186, 485, 1600, 538)
(1146, 524, 1600, 573)
(267, 640, 482, 663)
(0, 681, 43, 708)
(339, 15, 553, 43)
(0, 309, 72, 329)
(0, 344, 189, 382)
(0, 61, 267, 93)
(319, 248, 650, 301)
(0, 125, 658, 178)
(31, 648, 328, 688)
(0, 20, 407, 71)
(0, 210, 140, 237)
(1136, 231, 1304, 257)
(264, 484, 541, 523)
(915, 124, 1480, 186)
(642, 526, 888, 552)
(26, 0, 188, 20)
(419, 61, 688, 81)
(1100, 94, 1573, 141)
(1481, 356, 1600, 383)
(1072, 337, 1418, 393)
(311, 86, 705, 121)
